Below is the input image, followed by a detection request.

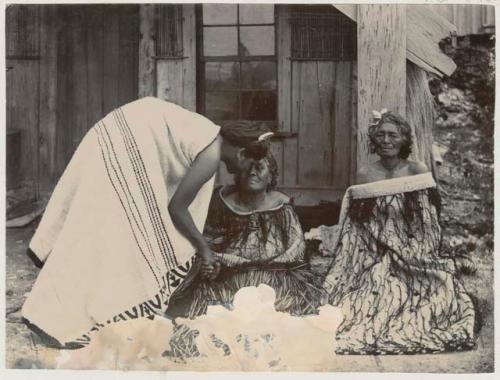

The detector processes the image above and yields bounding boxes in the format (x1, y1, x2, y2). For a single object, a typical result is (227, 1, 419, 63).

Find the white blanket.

(22, 97, 220, 346)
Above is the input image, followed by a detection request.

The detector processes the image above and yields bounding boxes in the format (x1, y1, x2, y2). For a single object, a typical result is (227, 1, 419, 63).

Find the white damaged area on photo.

(54, 285, 343, 371)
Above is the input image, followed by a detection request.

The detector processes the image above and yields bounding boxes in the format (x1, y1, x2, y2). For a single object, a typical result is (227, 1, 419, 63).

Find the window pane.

(239, 26, 274, 56)
(241, 91, 276, 120)
(241, 62, 276, 90)
(204, 27, 238, 56)
(203, 4, 237, 25)
(240, 4, 274, 24)
(205, 62, 240, 90)
(206, 92, 240, 120)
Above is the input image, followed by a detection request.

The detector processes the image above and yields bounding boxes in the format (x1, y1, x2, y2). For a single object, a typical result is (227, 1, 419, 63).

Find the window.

(198, 4, 277, 124)
(289, 5, 356, 61)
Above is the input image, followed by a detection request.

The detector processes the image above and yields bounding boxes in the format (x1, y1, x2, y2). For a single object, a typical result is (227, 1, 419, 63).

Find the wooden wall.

(6, 4, 140, 196)
(138, 4, 197, 111)
(272, 6, 357, 204)
(429, 4, 495, 36)
(6, 5, 40, 194)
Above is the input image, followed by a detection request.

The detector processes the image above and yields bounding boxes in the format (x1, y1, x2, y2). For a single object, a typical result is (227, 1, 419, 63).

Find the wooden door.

(275, 5, 357, 204)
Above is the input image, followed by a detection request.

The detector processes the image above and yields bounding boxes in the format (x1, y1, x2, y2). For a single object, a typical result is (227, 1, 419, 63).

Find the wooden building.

(430, 4, 495, 36)
(5, 3, 495, 205)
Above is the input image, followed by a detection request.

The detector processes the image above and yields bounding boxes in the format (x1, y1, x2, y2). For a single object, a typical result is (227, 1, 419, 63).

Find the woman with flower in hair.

(357, 109, 428, 184)
(167, 150, 326, 319)
(323, 109, 475, 354)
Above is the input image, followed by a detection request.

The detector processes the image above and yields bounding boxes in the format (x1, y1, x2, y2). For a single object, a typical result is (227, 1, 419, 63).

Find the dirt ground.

(5, 217, 494, 372)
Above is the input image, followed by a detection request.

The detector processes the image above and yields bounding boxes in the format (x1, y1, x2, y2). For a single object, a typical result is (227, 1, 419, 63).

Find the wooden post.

(138, 4, 156, 98)
(356, 4, 406, 171)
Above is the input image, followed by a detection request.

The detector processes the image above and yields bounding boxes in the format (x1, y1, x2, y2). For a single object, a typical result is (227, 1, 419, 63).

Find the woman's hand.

(198, 248, 221, 281)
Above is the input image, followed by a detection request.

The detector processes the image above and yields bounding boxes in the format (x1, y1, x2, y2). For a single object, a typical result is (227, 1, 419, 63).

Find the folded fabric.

(22, 97, 220, 346)
(323, 173, 476, 354)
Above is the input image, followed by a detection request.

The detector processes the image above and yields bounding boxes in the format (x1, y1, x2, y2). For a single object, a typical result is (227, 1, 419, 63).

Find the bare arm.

(409, 160, 429, 175)
(168, 135, 222, 265)
(356, 166, 370, 184)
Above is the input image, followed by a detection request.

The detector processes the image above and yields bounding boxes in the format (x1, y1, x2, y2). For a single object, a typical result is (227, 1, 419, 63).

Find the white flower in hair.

(370, 108, 389, 126)
(257, 132, 274, 142)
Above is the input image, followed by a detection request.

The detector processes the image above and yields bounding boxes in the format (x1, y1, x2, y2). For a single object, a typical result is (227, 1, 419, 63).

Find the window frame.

(196, 4, 278, 126)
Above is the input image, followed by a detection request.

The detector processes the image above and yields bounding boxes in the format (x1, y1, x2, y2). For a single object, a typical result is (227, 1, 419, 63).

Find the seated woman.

(323, 110, 476, 354)
(167, 151, 326, 319)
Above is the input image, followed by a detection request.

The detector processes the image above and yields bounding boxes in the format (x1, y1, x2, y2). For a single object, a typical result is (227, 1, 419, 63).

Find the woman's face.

(239, 158, 272, 193)
(372, 123, 405, 158)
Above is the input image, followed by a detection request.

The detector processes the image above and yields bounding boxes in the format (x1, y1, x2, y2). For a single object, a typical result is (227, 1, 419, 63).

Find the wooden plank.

(138, 4, 156, 97)
(317, 61, 336, 186)
(297, 62, 333, 187)
(429, 4, 453, 23)
(277, 5, 291, 133)
(332, 61, 353, 189)
(102, 5, 120, 114)
(349, 62, 358, 185)
(406, 5, 456, 76)
(334, 4, 456, 77)
(283, 61, 300, 187)
(6, 4, 40, 57)
(337, 3, 455, 45)
(118, 5, 140, 107)
(69, 6, 88, 151)
(38, 5, 58, 194)
(5, 5, 41, 196)
(157, 60, 184, 105)
(55, 6, 72, 178)
(483, 5, 495, 28)
(86, 5, 104, 127)
(276, 187, 345, 206)
(182, 4, 196, 111)
(6, 59, 39, 190)
(406, 51, 442, 77)
(357, 4, 406, 169)
(409, 5, 456, 41)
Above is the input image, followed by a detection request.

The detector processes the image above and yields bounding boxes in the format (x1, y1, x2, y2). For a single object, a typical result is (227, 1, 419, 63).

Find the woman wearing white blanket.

(323, 110, 476, 354)
(22, 96, 273, 348)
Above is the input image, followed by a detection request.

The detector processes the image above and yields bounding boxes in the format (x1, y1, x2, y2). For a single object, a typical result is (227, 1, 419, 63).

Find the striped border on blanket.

(94, 123, 163, 288)
(70, 259, 193, 347)
(113, 108, 178, 270)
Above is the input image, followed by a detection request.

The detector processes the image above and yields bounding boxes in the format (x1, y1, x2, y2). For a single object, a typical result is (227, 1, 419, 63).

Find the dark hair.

(235, 151, 279, 191)
(220, 121, 272, 160)
(368, 112, 413, 159)
(264, 152, 279, 190)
